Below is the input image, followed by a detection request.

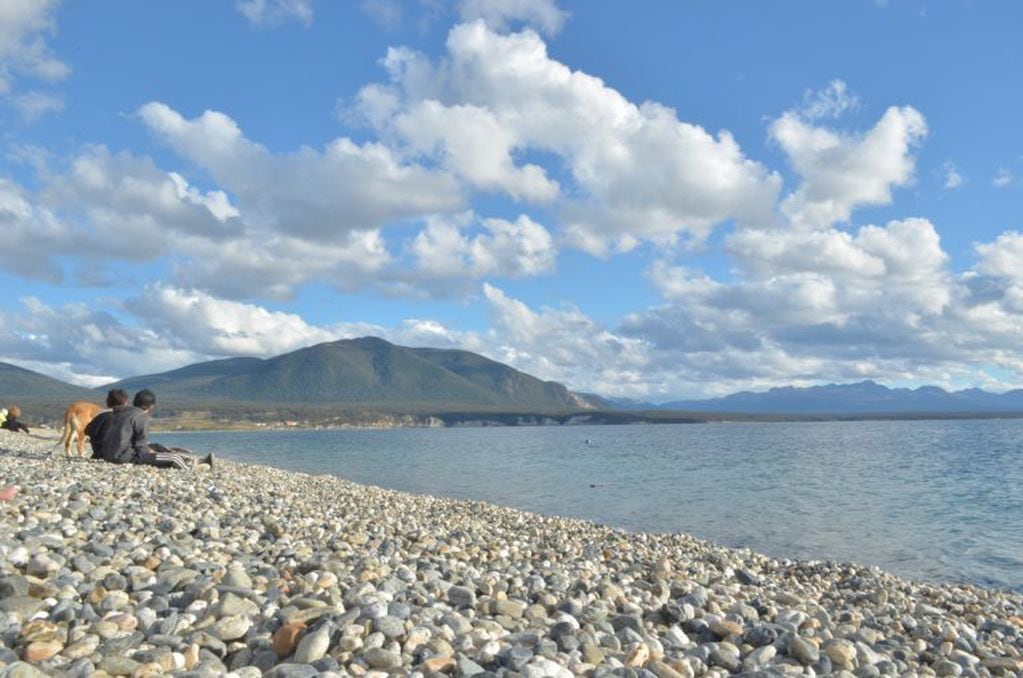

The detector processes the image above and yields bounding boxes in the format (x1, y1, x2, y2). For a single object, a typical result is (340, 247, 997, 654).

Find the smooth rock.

(788, 636, 820, 665)
(293, 623, 330, 663)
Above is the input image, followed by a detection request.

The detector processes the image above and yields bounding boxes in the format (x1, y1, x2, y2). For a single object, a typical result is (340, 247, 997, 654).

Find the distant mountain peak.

(100, 337, 599, 412)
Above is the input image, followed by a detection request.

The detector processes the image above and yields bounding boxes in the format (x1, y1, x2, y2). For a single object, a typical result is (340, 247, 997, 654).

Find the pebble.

(363, 647, 402, 669)
(22, 640, 62, 662)
(292, 623, 330, 663)
(210, 614, 252, 641)
(0, 430, 1020, 677)
(787, 635, 819, 665)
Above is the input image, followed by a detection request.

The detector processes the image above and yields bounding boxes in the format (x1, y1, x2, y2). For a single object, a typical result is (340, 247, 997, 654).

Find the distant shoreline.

(148, 408, 1023, 433)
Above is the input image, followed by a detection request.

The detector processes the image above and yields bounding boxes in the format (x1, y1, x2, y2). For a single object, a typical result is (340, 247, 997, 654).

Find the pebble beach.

(1, 431, 1022, 678)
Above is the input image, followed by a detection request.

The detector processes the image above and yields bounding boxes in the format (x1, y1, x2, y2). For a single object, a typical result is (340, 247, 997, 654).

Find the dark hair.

(106, 389, 129, 407)
(133, 389, 156, 409)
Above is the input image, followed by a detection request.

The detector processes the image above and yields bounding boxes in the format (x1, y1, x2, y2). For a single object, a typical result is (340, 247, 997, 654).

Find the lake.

(159, 418, 1023, 592)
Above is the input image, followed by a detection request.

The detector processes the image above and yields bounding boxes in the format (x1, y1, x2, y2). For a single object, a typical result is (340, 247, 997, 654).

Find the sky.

(1, 0, 1022, 401)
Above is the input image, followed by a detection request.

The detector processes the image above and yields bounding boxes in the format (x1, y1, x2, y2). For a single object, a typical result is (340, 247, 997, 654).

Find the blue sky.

(1, 0, 1022, 400)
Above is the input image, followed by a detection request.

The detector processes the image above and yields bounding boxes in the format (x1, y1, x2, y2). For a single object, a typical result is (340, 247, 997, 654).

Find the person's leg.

(135, 448, 192, 470)
(148, 443, 214, 468)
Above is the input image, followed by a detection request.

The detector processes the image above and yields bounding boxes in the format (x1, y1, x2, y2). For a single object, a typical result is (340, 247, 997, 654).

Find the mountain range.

(5, 339, 1023, 420)
(0, 337, 599, 414)
(0, 362, 96, 401)
(654, 380, 1023, 415)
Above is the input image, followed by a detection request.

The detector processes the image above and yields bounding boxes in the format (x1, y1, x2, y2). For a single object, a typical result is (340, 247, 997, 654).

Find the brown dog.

(60, 401, 104, 457)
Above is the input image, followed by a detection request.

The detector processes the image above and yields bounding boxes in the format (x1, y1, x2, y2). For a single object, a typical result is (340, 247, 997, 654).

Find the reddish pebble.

(272, 622, 306, 657)
(0, 486, 17, 502)
(24, 640, 62, 662)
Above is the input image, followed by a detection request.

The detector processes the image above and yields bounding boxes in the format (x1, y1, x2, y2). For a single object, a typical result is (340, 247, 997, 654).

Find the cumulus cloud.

(610, 216, 1023, 396)
(0, 177, 74, 281)
(43, 145, 244, 260)
(236, 0, 313, 27)
(173, 231, 392, 301)
(139, 102, 463, 241)
(125, 286, 342, 357)
(0, 286, 487, 385)
(0, 136, 563, 302)
(0, 296, 203, 386)
(771, 105, 927, 229)
(481, 284, 655, 397)
(457, 0, 568, 35)
(0, 287, 370, 383)
(358, 21, 780, 254)
(393, 100, 559, 201)
(726, 218, 951, 317)
(0, 0, 69, 93)
(975, 231, 1023, 283)
(410, 212, 556, 282)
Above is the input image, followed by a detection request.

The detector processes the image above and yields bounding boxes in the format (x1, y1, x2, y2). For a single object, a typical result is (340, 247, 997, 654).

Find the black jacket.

(84, 405, 150, 464)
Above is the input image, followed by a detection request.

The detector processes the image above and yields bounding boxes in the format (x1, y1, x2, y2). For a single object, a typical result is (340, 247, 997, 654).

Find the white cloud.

(612, 217, 1023, 396)
(139, 102, 463, 241)
(975, 231, 1023, 282)
(772, 105, 927, 229)
(482, 283, 654, 397)
(0, 287, 388, 383)
(361, 21, 780, 255)
(0, 177, 74, 281)
(126, 285, 341, 357)
(0, 286, 488, 385)
(0, 0, 69, 93)
(410, 212, 556, 281)
(44, 145, 244, 260)
(173, 230, 392, 301)
(942, 161, 965, 190)
(236, 0, 313, 27)
(393, 101, 559, 201)
(11, 90, 62, 121)
(993, 168, 1014, 188)
(458, 0, 568, 35)
(168, 172, 240, 222)
(0, 296, 203, 385)
(800, 79, 860, 120)
(725, 218, 951, 319)
(1, 137, 564, 302)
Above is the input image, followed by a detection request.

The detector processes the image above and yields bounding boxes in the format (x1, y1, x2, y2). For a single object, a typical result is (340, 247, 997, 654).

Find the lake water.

(159, 418, 1023, 592)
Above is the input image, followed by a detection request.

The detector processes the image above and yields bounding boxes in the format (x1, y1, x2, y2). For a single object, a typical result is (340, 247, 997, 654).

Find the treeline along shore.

(1, 432, 1022, 677)
(20, 397, 1023, 434)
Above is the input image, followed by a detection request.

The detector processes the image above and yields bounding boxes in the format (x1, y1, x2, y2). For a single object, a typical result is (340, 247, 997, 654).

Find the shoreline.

(1, 432, 1021, 676)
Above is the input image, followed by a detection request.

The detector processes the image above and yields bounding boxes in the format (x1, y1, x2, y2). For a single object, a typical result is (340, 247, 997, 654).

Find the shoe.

(204, 453, 215, 469)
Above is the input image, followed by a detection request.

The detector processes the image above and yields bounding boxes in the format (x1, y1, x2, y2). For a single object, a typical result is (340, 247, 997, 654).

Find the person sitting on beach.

(1, 405, 30, 434)
(88, 388, 213, 470)
(84, 389, 128, 458)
